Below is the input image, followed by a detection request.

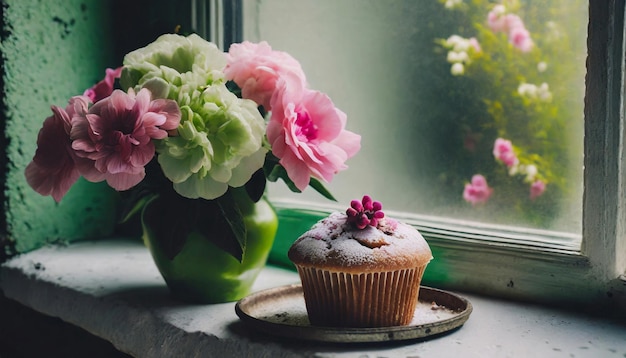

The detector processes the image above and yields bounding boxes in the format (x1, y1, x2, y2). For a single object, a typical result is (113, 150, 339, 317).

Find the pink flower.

(267, 79, 361, 191)
(463, 174, 493, 205)
(469, 37, 482, 53)
(24, 103, 82, 202)
(493, 138, 518, 167)
(225, 41, 307, 111)
(70, 88, 181, 191)
(530, 180, 546, 200)
(346, 195, 385, 229)
(487, 9, 534, 53)
(83, 67, 123, 103)
(504, 13, 520, 28)
(508, 23, 534, 52)
(503, 14, 533, 52)
(487, 5, 508, 33)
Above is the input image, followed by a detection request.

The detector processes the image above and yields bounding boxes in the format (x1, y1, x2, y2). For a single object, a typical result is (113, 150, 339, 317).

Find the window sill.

(1, 239, 625, 357)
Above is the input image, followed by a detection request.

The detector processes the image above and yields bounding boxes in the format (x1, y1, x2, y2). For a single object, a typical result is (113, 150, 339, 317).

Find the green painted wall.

(1, 0, 118, 257)
(0, 0, 198, 259)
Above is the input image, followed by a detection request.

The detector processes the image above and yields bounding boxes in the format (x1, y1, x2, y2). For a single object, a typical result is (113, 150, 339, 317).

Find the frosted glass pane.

(244, 0, 586, 234)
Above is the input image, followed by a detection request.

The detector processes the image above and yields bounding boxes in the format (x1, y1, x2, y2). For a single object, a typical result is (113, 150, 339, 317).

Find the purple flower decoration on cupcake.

(346, 195, 385, 229)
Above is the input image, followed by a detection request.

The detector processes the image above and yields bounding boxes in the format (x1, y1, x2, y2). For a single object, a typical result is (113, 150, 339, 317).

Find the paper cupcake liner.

(296, 265, 428, 327)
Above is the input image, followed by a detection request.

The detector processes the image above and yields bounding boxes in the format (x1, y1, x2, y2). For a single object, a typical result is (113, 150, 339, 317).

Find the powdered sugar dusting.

(288, 212, 431, 269)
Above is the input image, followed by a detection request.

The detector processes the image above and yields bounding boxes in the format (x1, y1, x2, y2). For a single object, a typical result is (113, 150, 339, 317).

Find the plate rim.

(234, 283, 473, 343)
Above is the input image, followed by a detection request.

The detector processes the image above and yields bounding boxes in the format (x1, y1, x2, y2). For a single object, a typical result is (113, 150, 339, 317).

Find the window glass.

(244, 0, 587, 235)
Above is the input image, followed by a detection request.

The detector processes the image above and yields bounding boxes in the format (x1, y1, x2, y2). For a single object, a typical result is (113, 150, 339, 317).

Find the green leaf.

(118, 191, 159, 224)
(267, 164, 302, 193)
(245, 168, 267, 203)
(263, 152, 337, 200)
(226, 80, 242, 97)
(143, 193, 198, 260)
(118, 158, 174, 224)
(309, 178, 337, 201)
(142, 191, 247, 263)
(214, 190, 247, 262)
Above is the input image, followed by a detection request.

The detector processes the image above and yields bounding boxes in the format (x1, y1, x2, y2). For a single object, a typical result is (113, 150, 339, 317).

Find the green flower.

(120, 33, 226, 100)
(156, 84, 267, 199)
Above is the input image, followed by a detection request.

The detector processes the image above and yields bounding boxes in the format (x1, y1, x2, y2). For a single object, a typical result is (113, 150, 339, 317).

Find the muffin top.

(288, 196, 432, 273)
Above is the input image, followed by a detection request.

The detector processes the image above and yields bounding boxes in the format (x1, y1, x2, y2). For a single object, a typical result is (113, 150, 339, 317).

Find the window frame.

(215, 0, 626, 308)
(582, 0, 626, 287)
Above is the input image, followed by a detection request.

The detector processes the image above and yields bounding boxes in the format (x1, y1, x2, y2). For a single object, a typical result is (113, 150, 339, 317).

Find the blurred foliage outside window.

(431, 0, 586, 231)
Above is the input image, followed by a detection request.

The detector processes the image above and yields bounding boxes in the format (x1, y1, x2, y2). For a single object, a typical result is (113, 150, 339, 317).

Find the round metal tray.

(235, 284, 472, 343)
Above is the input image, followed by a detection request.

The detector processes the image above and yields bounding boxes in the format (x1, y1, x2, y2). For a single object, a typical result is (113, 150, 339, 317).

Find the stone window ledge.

(1, 239, 625, 357)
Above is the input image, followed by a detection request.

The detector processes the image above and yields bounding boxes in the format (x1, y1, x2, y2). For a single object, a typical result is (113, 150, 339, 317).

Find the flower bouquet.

(24, 33, 361, 302)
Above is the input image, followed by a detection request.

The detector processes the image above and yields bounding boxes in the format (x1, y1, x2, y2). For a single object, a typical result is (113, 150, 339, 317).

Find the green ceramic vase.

(141, 189, 278, 303)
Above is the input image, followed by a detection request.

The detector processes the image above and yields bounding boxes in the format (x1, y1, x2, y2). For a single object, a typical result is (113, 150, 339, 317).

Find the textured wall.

(1, 0, 118, 256)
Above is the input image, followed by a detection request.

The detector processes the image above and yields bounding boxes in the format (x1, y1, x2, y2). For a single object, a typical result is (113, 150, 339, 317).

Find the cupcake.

(288, 195, 433, 328)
